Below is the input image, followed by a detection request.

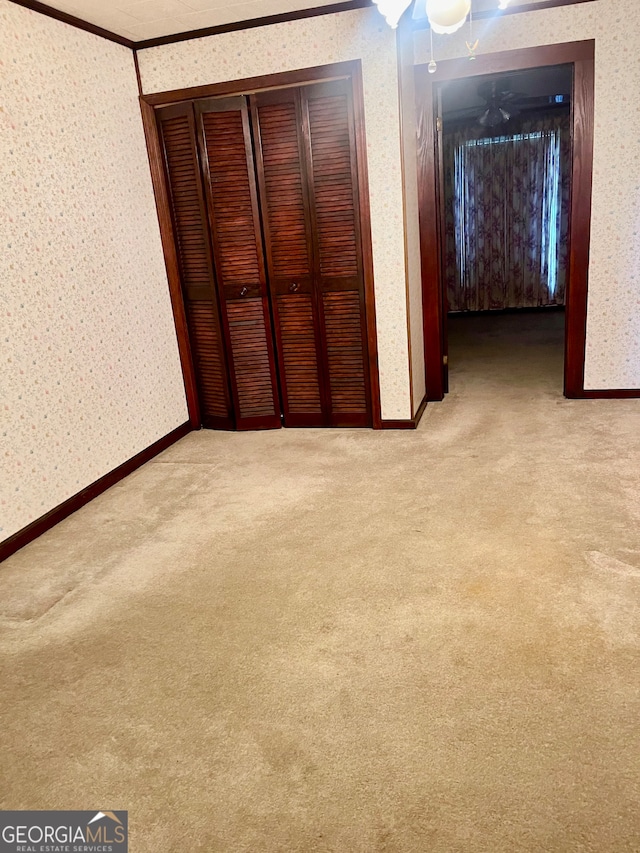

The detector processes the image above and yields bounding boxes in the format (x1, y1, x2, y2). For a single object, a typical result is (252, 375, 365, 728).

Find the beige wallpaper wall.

(0, 0, 188, 543)
(397, 22, 426, 415)
(415, 0, 640, 391)
(137, 7, 415, 421)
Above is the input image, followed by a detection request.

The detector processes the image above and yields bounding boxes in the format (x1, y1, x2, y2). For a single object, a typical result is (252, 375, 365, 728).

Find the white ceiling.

(33, 0, 583, 43)
(37, 0, 345, 41)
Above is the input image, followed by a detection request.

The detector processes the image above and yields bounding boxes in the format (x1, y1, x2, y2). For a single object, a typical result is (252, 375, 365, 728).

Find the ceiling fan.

(445, 78, 568, 128)
(476, 80, 522, 127)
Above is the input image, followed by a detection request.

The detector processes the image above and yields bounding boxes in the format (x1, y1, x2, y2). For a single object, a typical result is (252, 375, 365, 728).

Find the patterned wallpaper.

(0, 1, 188, 543)
(397, 22, 426, 415)
(415, 0, 640, 390)
(137, 8, 414, 420)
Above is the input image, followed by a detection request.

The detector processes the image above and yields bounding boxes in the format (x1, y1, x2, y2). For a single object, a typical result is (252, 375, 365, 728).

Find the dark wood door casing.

(415, 41, 595, 401)
(434, 87, 448, 396)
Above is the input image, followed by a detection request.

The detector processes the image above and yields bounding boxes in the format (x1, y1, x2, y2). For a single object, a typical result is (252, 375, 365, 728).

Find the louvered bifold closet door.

(303, 79, 371, 427)
(157, 103, 234, 429)
(196, 97, 281, 430)
(251, 88, 326, 427)
(252, 81, 372, 428)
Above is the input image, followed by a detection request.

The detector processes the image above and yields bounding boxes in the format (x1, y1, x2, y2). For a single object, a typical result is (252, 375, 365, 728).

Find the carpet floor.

(1, 312, 639, 852)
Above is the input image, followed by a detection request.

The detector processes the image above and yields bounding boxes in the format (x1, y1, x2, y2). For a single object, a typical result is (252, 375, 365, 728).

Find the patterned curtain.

(443, 110, 571, 312)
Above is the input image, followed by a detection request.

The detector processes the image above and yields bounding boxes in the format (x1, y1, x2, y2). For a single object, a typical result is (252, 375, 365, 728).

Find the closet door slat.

(157, 103, 234, 429)
(197, 97, 281, 430)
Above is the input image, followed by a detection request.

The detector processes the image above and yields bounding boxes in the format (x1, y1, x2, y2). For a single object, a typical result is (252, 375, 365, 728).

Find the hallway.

(447, 309, 565, 397)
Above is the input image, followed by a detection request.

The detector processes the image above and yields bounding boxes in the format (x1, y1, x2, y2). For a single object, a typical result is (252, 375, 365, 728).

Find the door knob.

(289, 282, 300, 293)
(240, 286, 249, 297)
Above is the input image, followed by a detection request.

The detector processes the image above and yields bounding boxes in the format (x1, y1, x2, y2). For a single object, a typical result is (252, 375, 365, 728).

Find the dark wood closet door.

(252, 80, 371, 428)
(251, 88, 326, 427)
(303, 79, 371, 426)
(157, 102, 234, 430)
(196, 97, 281, 430)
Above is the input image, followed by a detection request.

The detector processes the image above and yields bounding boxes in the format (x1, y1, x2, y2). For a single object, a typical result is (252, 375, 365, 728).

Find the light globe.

(425, 0, 471, 34)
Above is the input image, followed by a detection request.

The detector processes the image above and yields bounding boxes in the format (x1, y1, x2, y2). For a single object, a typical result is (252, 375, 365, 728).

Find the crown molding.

(134, 0, 373, 50)
(8, 0, 597, 52)
(7, 0, 134, 47)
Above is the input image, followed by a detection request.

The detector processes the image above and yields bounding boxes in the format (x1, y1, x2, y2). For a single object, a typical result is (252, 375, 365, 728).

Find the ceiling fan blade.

(478, 105, 509, 128)
(498, 90, 522, 103)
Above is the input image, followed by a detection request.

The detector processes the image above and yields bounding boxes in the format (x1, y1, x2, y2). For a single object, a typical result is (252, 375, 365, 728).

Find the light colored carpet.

(1, 312, 640, 852)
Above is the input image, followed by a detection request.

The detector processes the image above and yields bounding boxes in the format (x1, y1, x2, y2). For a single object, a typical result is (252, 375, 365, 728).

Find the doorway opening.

(443, 63, 571, 396)
(415, 41, 595, 402)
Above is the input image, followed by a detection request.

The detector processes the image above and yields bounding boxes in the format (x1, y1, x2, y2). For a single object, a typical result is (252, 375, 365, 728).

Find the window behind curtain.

(451, 128, 563, 312)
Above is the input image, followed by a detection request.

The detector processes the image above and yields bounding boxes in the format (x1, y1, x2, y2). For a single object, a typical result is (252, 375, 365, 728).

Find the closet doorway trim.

(139, 60, 382, 429)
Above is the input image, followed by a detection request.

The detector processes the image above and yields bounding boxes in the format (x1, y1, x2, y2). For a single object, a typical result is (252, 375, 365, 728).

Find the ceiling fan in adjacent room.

(444, 78, 570, 128)
(467, 80, 523, 128)
(476, 80, 521, 127)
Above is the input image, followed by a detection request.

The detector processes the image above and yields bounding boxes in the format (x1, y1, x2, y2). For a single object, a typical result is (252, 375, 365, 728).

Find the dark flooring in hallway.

(447, 309, 565, 397)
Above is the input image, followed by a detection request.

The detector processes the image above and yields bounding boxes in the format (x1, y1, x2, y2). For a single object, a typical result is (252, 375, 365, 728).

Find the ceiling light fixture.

(372, 0, 511, 32)
(374, 0, 413, 28)
(425, 0, 470, 35)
